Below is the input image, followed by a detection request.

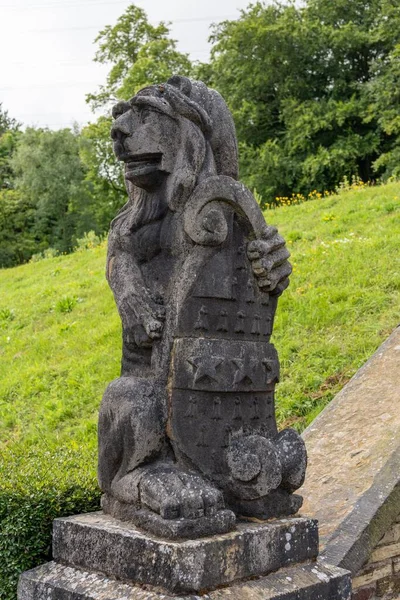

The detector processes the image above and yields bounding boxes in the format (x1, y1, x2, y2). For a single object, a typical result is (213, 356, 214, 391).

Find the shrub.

(30, 247, 59, 263)
(74, 230, 103, 252)
(0, 443, 100, 599)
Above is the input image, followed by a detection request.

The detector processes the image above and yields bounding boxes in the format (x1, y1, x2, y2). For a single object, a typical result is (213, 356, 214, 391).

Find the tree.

(0, 189, 38, 268)
(82, 3, 193, 227)
(0, 104, 20, 190)
(11, 128, 95, 254)
(368, 44, 400, 179)
(87, 4, 192, 111)
(79, 116, 126, 233)
(200, 0, 400, 204)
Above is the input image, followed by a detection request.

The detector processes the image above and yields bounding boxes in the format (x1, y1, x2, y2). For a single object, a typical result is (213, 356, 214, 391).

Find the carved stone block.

(18, 561, 351, 600)
(52, 512, 319, 594)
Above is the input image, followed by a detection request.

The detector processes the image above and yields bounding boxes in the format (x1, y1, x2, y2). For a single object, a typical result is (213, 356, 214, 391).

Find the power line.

(18, 15, 235, 34)
(6, 59, 95, 67)
(0, 81, 101, 90)
(0, 0, 130, 9)
(5, 48, 210, 67)
(14, 112, 91, 116)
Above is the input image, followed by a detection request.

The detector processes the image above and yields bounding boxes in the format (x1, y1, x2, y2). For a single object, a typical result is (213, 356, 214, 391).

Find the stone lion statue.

(98, 75, 306, 538)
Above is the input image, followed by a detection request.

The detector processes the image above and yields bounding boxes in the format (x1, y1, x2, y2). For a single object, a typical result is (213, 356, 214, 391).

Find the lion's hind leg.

(98, 376, 167, 503)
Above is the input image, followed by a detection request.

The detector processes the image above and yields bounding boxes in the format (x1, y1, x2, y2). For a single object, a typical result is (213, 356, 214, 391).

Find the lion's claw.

(247, 234, 291, 294)
(140, 465, 225, 520)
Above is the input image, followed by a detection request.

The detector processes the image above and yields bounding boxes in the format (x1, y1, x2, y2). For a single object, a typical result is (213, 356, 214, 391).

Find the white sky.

(0, 0, 251, 130)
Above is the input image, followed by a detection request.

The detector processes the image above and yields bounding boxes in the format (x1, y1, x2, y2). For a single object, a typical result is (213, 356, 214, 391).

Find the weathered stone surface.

(351, 509, 400, 598)
(18, 75, 352, 600)
(53, 512, 318, 594)
(351, 587, 376, 600)
(352, 560, 393, 589)
(98, 75, 305, 536)
(300, 326, 400, 574)
(101, 494, 236, 539)
(18, 560, 351, 600)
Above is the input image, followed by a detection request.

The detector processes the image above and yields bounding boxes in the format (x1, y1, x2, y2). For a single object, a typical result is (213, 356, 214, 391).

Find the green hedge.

(0, 443, 100, 599)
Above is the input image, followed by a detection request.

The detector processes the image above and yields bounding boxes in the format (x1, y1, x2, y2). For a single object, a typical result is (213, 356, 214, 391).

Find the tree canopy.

(1, 0, 400, 267)
(199, 0, 400, 203)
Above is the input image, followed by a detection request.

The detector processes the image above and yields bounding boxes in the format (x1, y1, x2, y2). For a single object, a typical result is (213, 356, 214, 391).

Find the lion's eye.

(112, 101, 130, 120)
(140, 108, 153, 123)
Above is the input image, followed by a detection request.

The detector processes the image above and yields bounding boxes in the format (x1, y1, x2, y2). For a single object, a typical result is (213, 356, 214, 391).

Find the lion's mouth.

(123, 152, 163, 177)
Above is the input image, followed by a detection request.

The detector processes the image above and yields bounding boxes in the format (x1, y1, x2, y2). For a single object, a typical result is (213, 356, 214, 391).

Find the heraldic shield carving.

(168, 185, 306, 517)
(98, 76, 307, 539)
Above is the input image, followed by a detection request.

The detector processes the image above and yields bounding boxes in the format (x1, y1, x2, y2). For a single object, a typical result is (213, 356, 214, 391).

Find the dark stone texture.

(52, 512, 319, 594)
(98, 74, 305, 537)
(101, 494, 236, 539)
(352, 587, 376, 600)
(227, 490, 303, 520)
(18, 74, 350, 600)
(18, 560, 351, 600)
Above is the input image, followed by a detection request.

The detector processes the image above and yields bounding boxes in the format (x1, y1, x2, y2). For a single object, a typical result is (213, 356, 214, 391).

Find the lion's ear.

(167, 75, 192, 97)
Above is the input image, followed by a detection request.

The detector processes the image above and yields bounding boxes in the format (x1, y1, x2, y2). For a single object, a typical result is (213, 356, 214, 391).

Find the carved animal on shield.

(98, 75, 307, 538)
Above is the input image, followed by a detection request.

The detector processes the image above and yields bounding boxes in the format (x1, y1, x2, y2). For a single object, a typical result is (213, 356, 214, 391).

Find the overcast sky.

(0, 0, 251, 130)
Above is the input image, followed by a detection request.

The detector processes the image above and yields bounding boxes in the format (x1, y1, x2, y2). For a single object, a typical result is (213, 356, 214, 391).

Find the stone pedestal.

(18, 511, 351, 600)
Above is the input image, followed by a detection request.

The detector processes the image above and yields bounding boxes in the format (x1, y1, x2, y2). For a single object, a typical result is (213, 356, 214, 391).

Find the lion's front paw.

(140, 465, 225, 520)
(247, 227, 292, 294)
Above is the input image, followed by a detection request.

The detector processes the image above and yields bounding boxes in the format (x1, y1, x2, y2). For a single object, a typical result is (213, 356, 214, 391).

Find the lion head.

(110, 76, 238, 231)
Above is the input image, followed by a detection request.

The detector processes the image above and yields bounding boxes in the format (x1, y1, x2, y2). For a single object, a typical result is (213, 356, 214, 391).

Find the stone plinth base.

(52, 512, 318, 593)
(18, 560, 351, 600)
(18, 511, 351, 600)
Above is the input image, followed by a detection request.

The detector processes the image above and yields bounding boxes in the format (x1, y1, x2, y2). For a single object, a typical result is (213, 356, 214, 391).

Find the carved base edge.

(101, 493, 237, 539)
(18, 560, 352, 600)
(52, 511, 319, 593)
(227, 490, 303, 520)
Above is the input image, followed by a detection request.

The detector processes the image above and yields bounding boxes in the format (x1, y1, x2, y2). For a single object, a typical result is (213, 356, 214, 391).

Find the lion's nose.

(111, 124, 127, 142)
(111, 109, 133, 143)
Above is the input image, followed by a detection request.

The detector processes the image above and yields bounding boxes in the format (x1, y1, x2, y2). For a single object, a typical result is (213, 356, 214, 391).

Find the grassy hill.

(0, 181, 399, 596)
(1, 182, 399, 449)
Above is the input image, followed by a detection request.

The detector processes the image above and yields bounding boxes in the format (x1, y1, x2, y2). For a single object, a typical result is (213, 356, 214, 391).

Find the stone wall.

(352, 511, 400, 600)
(298, 326, 400, 600)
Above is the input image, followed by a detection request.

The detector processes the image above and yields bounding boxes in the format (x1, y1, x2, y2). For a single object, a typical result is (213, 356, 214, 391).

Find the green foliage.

(79, 116, 126, 230)
(367, 42, 400, 179)
(0, 189, 39, 268)
(74, 230, 103, 252)
(0, 444, 100, 599)
(87, 4, 192, 110)
(0, 240, 114, 596)
(268, 182, 400, 429)
(0, 103, 20, 189)
(117, 37, 192, 100)
(30, 247, 60, 263)
(55, 296, 77, 313)
(11, 128, 96, 255)
(80, 4, 192, 227)
(0, 307, 15, 322)
(202, 0, 400, 203)
(0, 185, 399, 597)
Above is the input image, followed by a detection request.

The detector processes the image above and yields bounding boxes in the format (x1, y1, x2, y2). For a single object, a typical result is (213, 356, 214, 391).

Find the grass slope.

(1, 183, 399, 448)
(0, 182, 399, 597)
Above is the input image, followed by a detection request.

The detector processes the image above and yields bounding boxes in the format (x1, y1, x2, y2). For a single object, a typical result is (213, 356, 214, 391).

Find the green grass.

(0, 181, 399, 598)
(0, 241, 119, 455)
(268, 182, 400, 428)
(0, 183, 399, 448)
